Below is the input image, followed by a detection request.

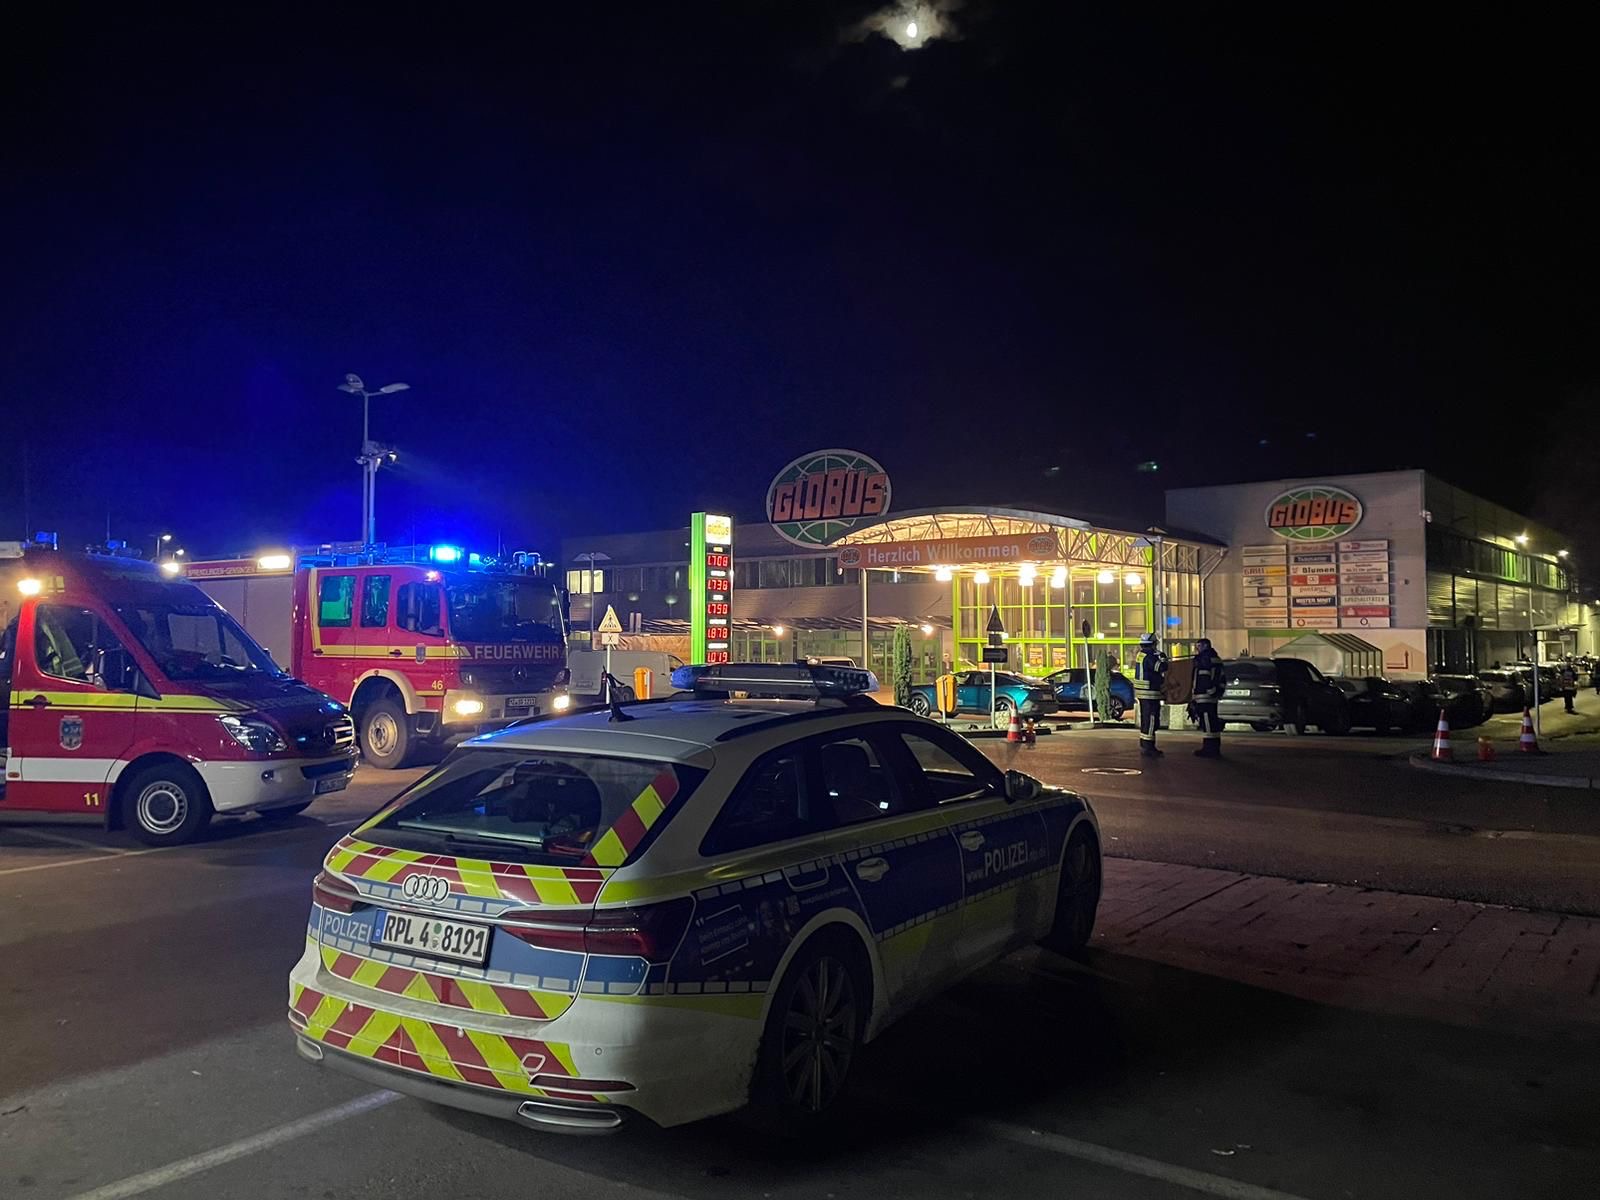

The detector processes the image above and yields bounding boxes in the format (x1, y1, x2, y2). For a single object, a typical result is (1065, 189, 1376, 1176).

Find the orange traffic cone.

(1477, 736, 1495, 762)
(1431, 710, 1452, 761)
(1006, 710, 1023, 743)
(1518, 709, 1540, 754)
(1024, 717, 1037, 747)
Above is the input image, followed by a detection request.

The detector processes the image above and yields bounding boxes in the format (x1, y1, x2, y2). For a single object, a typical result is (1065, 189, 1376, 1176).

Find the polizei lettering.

(319, 909, 373, 944)
(983, 841, 1030, 876)
(465, 643, 564, 661)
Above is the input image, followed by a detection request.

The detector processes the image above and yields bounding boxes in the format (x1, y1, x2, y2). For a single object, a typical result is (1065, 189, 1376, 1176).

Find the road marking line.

(0, 846, 171, 875)
(974, 1120, 1317, 1200)
(0, 816, 359, 875)
(11, 828, 133, 854)
(62, 1091, 398, 1200)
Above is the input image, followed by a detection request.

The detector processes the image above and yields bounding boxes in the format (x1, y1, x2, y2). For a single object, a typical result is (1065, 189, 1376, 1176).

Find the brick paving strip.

(1096, 859, 1600, 1032)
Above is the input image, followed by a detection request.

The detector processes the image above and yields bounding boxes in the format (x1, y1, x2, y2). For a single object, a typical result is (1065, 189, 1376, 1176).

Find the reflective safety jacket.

(1132, 649, 1166, 700)
(1192, 648, 1225, 701)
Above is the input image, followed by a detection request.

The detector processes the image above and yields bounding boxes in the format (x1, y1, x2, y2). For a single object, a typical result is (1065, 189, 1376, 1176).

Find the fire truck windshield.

(113, 601, 286, 683)
(445, 577, 564, 644)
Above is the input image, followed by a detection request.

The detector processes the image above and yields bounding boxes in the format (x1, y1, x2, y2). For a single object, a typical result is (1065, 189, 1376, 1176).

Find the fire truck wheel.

(123, 762, 214, 846)
(361, 699, 415, 769)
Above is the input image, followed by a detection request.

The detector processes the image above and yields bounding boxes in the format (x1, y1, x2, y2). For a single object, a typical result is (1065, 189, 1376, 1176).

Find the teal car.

(908, 671, 1060, 718)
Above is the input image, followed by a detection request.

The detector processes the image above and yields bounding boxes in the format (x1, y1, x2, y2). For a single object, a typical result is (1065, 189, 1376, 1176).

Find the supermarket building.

(563, 464, 1593, 682)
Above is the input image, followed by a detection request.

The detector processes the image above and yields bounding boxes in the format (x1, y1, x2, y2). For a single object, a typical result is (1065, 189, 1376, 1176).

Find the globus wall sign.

(766, 449, 891, 548)
(1264, 484, 1363, 542)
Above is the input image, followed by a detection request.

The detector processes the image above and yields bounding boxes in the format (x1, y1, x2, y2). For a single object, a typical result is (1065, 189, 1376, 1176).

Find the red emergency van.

(185, 545, 570, 770)
(0, 548, 356, 845)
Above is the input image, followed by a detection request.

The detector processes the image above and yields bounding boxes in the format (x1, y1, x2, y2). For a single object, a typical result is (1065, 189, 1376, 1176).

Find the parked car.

(1431, 674, 1493, 725)
(908, 670, 1059, 718)
(1219, 657, 1350, 734)
(1476, 669, 1528, 713)
(1043, 667, 1134, 720)
(1400, 678, 1489, 734)
(1331, 676, 1414, 734)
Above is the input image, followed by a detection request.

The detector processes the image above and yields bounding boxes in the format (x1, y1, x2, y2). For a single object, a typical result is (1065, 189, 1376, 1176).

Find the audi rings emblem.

(401, 874, 451, 903)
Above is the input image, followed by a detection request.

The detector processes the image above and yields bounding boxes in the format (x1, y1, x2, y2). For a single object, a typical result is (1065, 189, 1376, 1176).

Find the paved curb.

(1407, 750, 1596, 790)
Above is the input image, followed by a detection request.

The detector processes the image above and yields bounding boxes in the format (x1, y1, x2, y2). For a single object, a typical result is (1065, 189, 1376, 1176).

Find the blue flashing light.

(672, 662, 879, 699)
(429, 544, 463, 564)
(1165, 614, 1183, 626)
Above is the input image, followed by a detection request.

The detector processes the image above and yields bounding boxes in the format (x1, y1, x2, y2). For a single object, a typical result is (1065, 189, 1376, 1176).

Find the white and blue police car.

(289, 663, 1102, 1131)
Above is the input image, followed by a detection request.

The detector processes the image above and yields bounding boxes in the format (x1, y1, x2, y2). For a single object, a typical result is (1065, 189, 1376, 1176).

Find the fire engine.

(184, 544, 571, 769)
(0, 541, 356, 845)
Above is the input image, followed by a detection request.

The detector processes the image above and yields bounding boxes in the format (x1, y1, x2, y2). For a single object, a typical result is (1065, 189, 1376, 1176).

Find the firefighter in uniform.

(1191, 637, 1226, 758)
(1132, 632, 1166, 758)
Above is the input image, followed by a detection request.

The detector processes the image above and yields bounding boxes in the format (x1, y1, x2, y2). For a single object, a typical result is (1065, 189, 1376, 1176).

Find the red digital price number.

(706, 601, 730, 617)
(706, 553, 731, 569)
(707, 650, 730, 664)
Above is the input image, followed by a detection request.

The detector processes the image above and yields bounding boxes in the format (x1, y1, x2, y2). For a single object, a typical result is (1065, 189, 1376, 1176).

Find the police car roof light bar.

(670, 662, 881, 701)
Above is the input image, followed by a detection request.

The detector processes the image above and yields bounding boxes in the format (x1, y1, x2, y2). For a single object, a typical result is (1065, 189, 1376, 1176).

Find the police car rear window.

(366, 748, 705, 867)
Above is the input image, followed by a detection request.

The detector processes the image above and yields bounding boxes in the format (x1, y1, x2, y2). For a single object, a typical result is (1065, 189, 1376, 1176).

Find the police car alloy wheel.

(1043, 827, 1101, 956)
(756, 936, 867, 1121)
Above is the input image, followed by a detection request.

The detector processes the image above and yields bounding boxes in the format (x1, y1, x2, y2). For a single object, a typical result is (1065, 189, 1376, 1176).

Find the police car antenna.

(602, 673, 636, 722)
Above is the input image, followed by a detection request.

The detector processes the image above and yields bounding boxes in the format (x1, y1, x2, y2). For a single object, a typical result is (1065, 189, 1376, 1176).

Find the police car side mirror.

(1004, 769, 1041, 805)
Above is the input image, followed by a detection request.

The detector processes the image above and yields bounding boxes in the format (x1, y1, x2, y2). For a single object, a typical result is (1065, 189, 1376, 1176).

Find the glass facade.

(951, 542, 1205, 675)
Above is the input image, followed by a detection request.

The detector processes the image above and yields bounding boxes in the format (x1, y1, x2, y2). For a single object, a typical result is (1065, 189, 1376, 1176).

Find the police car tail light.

(501, 898, 693, 960)
(313, 870, 361, 914)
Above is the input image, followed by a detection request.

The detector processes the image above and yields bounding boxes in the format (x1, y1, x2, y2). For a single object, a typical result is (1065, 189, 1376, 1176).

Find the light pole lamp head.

(376, 382, 410, 394)
(340, 373, 366, 394)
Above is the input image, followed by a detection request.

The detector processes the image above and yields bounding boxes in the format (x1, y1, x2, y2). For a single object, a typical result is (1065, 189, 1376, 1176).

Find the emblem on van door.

(401, 874, 451, 903)
(59, 716, 84, 751)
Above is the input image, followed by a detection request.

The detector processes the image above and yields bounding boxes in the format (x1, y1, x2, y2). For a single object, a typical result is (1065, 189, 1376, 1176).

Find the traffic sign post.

(597, 605, 623, 699)
(985, 604, 1006, 725)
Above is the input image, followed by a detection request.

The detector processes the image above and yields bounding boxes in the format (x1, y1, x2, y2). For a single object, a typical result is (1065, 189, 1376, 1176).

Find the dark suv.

(1219, 657, 1351, 735)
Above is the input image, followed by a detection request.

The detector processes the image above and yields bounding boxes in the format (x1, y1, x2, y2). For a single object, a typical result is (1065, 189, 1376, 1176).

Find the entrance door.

(2, 601, 139, 814)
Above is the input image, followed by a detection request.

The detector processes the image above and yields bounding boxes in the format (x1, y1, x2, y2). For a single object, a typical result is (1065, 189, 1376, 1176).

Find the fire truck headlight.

(452, 697, 485, 717)
(552, 694, 572, 712)
(219, 715, 288, 753)
(17, 577, 42, 596)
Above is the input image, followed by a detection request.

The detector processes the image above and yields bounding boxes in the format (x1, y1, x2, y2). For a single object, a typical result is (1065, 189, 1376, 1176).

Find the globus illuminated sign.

(766, 449, 891, 548)
(1264, 485, 1363, 542)
(690, 512, 733, 665)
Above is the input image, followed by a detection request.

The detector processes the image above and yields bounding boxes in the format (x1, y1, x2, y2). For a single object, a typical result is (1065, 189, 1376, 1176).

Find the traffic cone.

(1431, 710, 1452, 761)
(1024, 717, 1037, 747)
(1477, 736, 1495, 762)
(1518, 709, 1540, 754)
(1006, 710, 1023, 743)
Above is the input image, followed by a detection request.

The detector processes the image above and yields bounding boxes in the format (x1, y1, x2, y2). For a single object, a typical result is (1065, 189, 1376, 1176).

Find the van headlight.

(553, 694, 571, 711)
(219, 714, 287, 753)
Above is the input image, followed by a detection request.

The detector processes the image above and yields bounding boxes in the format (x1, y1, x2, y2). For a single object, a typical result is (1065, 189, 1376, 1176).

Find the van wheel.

(122, 763, 213, 846)
(751, 935, 867, 1128)
(361, 699, 415, 769)
(1042, 827, 1101, 956)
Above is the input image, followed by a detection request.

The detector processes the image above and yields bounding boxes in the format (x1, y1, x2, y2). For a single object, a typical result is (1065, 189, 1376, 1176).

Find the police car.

(288, 663, 1102, 1132)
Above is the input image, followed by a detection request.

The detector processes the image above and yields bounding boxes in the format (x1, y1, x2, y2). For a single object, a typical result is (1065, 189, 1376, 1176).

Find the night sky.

(4, 4, 1595, 564)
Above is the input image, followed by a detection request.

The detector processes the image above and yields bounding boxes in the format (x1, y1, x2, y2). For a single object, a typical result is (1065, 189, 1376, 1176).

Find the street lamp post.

(339, 374, 410, 546)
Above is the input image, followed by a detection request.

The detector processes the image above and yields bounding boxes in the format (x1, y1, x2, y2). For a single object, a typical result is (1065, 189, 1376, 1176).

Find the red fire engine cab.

(185, 544, 571, 769)
(0, 544, 356, 845)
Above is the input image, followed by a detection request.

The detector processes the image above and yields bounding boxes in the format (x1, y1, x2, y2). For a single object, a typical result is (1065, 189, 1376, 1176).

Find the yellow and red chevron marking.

(584, 769, 681, 868)
(317, 942, 574, 1021)
(291, 983, 596, 1102)
(326, 837, 607, 906)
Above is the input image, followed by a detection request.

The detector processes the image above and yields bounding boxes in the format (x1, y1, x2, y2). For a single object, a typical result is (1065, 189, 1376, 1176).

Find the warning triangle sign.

(597, 605, 623, 634)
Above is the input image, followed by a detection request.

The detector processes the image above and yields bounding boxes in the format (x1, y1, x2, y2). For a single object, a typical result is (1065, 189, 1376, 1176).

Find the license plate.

(1225, 688, 1251, 697)
(372, 909, 491, 966)
(506, 694, 539, 709)
(314, 774, 350, 795)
